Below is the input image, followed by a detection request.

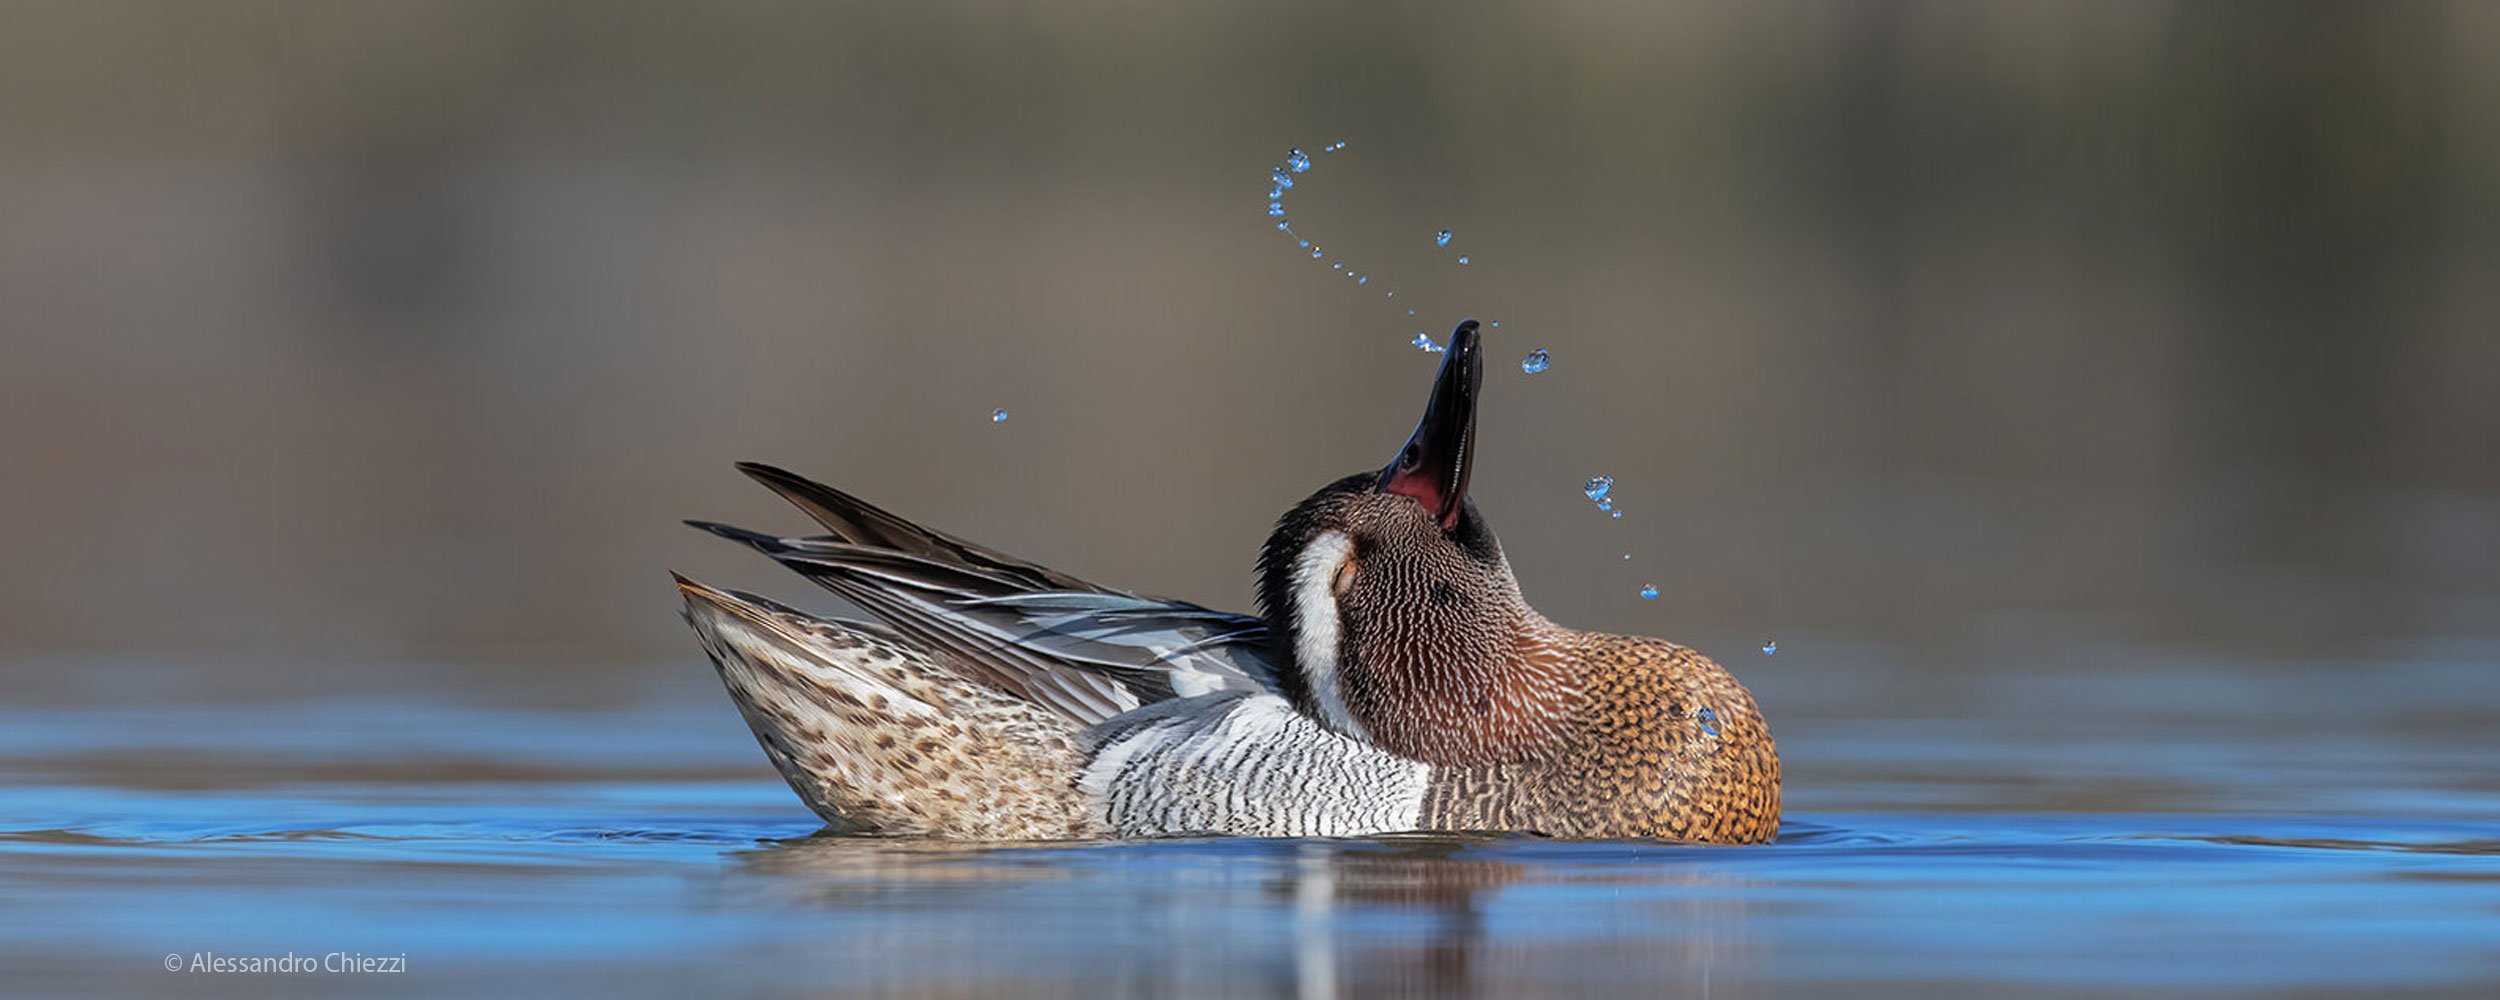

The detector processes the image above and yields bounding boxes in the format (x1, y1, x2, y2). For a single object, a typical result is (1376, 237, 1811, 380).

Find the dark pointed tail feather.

(733, 462, 1103, 594)
(685, 520, 790, 551)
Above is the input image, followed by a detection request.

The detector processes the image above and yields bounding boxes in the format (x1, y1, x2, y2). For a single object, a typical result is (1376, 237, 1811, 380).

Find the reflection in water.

(720, 833, 1760, 998)
(1291, 845, 1338, 1000)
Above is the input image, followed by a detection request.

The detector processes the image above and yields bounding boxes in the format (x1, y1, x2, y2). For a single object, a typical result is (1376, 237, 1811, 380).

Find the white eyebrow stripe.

(1290, 530, 1370, 742)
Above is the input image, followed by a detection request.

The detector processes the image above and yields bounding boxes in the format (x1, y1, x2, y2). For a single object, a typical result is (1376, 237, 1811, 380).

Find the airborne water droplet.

(1412, 333, 1443, 353)
(990, 408, 1009, 423)
(1268, 202, 1285, 217)
(1521, 349, 1550, 374)
(1457, 255, 1470, 266)
(1584, 475, 1614, 502)
(1434, 229, 1452, 248)
(1271, 168, 1294, 190)
(1286, 148, 1311, 173)
(1639, 584, 1660, 600)
(1762, 640, 1779, 655)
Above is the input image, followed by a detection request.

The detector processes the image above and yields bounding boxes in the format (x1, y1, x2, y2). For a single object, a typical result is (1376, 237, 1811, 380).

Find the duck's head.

(1257, 320, 1574, 765)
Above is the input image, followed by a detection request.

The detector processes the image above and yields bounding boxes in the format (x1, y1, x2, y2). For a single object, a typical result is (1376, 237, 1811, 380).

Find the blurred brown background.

(2, 2, 2494, 689)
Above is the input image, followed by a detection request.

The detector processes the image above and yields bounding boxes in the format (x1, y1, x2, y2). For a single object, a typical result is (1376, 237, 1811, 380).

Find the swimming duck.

(677, 320, 1779, 842)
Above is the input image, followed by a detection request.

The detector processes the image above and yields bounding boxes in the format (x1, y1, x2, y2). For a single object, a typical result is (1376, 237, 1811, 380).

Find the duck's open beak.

(1379, 319, 1482, 529)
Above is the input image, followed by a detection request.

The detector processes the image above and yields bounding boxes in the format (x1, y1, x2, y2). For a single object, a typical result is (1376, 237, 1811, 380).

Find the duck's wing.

(688, 466, 1280, 726)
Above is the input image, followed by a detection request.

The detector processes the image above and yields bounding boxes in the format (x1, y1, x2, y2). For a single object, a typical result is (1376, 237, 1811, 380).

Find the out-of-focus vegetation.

(1, 2, 2492, 678)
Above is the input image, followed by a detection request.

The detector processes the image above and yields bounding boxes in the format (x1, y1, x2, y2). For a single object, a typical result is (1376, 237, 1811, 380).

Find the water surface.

(4, 646, 2496, 997)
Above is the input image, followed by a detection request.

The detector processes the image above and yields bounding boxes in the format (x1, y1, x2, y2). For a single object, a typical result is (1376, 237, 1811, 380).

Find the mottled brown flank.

(678, 577, 1101, 840)
(1422, 636, 1781, 844)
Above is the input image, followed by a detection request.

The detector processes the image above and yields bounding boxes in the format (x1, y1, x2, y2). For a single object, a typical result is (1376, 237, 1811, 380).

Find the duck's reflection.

(720, 833, 1759, 998)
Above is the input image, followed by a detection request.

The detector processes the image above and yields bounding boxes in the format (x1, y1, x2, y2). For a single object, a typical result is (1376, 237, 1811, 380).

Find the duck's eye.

(1331, 557, 1357, 596)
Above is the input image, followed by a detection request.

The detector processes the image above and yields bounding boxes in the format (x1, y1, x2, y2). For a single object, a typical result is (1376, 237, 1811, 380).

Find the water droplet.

(1271, 168, 1294, 191)
(1434, 229, 1452, 248)
(1331, 261, 1342, 270)
(1489, 320, 1500, 328)
(1268, 202, 1285, 218)
(1622, 553, 1632, 560)
(1457, 255, 1471, 266)
(1520, 349, 1550, 374)
(1639, 584, 1660, 600)
(1276, 221, 1291, 232)
(1357, 275, 1369, 285)
(1696, 706, 1720, 736)
(1610, 510, 1623, 519)
(1411, 332, 1444, 353)
(1297, 240, 1310, 249)
(1268, 186, 1285, 200)
(1286, 148, 1311, 173)
(1761, 640, 1778, 655)
(1328, 140, 1347, 152)
(1310, 248, 1322, 259)
(1386, 291, 1396, 299)
(1405, 308, 1416, 316)
(1583, 475, 1614, 502)
(1596, 497, 1614, 512)
(990, 408, 1009, 423)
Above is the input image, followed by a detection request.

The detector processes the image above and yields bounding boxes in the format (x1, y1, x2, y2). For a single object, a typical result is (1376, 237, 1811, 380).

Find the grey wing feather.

(687, 465, 1284, 727)
(955, 591, 1280, 696)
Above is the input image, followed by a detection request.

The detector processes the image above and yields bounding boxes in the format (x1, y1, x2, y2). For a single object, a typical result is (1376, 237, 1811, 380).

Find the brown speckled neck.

(1340, 608, 1582, 767)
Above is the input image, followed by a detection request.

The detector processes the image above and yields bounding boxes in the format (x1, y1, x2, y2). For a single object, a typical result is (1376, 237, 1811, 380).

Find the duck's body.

(678, 322, 1780, 842)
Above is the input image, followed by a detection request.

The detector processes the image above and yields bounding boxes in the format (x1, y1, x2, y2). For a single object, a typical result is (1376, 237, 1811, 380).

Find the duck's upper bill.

(1378, 319, 1481, 529)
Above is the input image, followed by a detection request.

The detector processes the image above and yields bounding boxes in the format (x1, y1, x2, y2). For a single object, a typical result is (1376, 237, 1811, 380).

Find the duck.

(676, 320, 1779, 842)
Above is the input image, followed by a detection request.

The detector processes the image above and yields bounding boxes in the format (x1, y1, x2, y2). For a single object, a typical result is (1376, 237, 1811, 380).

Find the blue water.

(4, 648, 2497, 997)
